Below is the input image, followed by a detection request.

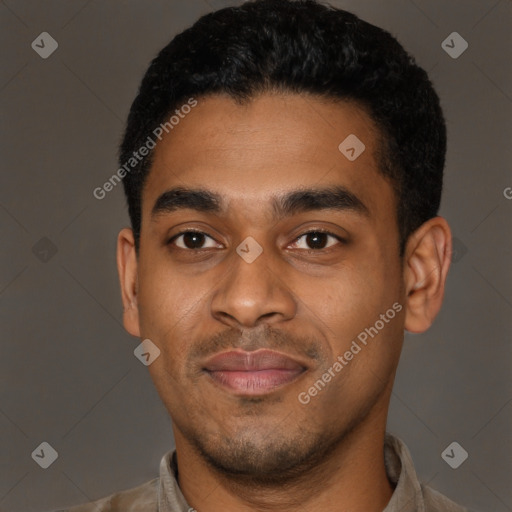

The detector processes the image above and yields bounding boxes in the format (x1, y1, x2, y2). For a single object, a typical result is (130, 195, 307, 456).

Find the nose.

(211, 246, 297, 329)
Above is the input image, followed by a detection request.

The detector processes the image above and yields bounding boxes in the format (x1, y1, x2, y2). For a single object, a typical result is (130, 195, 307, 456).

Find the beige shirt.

(55, 433, 470, 512)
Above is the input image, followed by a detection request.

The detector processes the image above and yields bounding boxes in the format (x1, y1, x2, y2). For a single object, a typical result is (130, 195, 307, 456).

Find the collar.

(156, 433, 427, 512)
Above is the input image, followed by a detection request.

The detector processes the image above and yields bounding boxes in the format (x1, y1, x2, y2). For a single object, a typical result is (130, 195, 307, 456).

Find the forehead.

(142, 93, 394, 222)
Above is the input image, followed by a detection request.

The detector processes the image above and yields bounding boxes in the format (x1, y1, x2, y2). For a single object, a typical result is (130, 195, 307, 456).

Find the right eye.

(168, 230, 222, 250)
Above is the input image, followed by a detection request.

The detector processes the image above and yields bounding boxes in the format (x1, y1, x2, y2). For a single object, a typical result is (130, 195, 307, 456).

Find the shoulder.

(421, 483, 473, 512)
(51, 477, 158, 512)
(384, 433, 474, 512)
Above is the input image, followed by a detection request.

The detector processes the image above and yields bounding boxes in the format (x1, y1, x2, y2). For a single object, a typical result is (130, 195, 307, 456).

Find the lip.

(202, 349, 308, 396)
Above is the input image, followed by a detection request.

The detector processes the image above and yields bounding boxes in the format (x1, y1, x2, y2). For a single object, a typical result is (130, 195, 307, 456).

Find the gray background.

(1, 0, 511, 511)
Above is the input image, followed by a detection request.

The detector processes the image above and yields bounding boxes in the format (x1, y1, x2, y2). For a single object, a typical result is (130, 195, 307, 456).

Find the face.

(124, 93, 408, 480)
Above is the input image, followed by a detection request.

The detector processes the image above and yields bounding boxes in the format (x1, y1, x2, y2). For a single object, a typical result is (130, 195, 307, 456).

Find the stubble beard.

(178, 385, 386, 488)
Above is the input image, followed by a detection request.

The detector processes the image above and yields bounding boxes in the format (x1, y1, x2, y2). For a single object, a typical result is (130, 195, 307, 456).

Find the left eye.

(290, 231, 342, 250)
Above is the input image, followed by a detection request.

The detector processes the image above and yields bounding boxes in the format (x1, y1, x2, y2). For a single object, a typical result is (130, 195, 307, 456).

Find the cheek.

(137, 263, 206, 348)
(138, 272, 202, 404)
(317, 265, 386, 324)
(313, 254, 401, 354)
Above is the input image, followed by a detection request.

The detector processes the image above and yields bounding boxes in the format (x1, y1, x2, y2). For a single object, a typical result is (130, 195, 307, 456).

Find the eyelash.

(167, 229, 345, 252)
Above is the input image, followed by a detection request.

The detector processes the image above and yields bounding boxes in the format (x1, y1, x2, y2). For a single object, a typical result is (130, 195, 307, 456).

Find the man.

(56, 0, 472, 510)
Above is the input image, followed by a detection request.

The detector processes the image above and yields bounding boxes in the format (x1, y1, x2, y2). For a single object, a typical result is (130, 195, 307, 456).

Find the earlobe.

(116, 228, 141, 338)
(403, 217, 452, 334)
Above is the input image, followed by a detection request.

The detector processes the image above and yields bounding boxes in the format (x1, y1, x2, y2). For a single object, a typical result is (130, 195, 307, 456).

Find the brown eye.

(290, 231, 342, 250)
(170, 231, 220, 250)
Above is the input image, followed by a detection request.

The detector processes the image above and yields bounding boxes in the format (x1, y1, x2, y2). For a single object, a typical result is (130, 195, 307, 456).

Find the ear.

(403, 217, 452, 333)
(116, 228, 141, 337)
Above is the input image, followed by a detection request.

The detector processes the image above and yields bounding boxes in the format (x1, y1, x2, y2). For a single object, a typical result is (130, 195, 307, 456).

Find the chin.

(187, 425, 337, 484)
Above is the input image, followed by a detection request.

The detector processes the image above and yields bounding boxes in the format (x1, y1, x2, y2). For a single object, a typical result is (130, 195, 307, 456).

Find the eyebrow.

(151, 185, 369, 221)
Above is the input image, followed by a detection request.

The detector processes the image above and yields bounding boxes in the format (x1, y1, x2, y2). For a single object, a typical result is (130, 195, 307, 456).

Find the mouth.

(202, 349, 308, 396)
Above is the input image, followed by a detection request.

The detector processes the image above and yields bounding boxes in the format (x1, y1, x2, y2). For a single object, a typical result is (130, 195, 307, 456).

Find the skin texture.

(117, 93, 452, 512)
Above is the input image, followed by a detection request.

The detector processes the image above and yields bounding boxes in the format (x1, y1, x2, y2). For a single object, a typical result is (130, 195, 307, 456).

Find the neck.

(173, 399, 395, 512)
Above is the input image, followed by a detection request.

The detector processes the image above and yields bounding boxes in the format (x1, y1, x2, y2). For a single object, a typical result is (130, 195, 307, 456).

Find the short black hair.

(119, 0, 446, 256)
